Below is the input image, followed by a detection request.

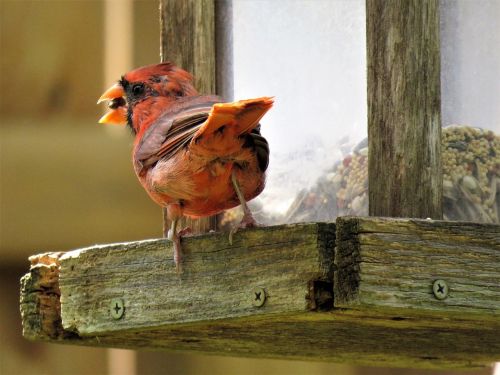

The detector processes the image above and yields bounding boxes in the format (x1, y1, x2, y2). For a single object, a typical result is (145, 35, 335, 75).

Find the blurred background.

(1, 0, 498, 374)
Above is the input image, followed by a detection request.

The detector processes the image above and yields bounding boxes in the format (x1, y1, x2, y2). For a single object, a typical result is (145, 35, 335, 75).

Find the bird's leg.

(167, 218, 183, 272)
(166, 204, 194, 272)
(167, 223, 192, 273)
(229, 170, 259, 244)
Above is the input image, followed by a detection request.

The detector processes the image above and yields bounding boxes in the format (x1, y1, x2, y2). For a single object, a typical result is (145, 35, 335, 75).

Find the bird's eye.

(132, 83, 144, 96)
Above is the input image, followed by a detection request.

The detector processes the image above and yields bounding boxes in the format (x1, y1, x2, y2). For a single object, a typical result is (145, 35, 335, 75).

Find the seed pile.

(441, 126, 499, 223)
(222, 125, 499, 226)
(284, 141, 369, 222)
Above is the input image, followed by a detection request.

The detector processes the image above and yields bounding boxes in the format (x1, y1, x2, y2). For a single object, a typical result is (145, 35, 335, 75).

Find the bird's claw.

(178, 227, 192, 237)
(173, 236, 182, 274)
(168, 226, 192, 240)
(228, 212, 259, 245)
(170, 226, 192, 274)
(229, 228, 236, 246)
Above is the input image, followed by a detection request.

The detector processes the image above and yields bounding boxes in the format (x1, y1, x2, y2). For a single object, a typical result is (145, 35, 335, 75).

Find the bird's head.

(97, 62, 198, 134)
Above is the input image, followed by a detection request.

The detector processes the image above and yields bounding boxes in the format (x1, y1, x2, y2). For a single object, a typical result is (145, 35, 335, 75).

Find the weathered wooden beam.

(335, 216, 500, 317)
(159, 0, 218, 236)
(21, 223, 334, 338)
(366, 0, 443, 218)
(20, 219, 500, 369)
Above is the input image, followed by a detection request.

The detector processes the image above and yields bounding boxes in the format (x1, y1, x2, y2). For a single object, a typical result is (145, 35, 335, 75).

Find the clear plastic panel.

(228, 0, 367, 226)
(223, 0, 499, 227)
(441, 0, 500, 223)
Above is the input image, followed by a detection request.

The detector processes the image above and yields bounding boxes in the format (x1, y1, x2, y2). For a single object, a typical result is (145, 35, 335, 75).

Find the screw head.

(432, 279, 449, 300)
(252, 287, 266, 307)
(110, 298, 125, 319)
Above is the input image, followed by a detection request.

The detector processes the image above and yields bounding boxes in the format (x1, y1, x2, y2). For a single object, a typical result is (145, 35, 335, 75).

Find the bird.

(97, 62, 273, 271)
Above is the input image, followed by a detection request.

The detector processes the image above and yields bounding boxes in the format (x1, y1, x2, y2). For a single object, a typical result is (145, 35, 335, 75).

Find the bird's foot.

(169, 227, 192, 273)
(178, 227, 192, 237)
(239, 210, 259, 228)
(172, 235, 183, 273)
(229, 211, 259, 245)
(167, 226, 192, 240)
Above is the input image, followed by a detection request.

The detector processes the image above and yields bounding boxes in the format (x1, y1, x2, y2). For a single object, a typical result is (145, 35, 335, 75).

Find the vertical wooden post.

(160, 0, 215, 94)
(159, 0, 218, 235)
(367, 0, 443, 219)
(214, 0, 233, 101)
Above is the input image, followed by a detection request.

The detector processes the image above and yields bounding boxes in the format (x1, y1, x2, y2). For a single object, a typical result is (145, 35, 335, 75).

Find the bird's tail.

(194, 97, 273, 137)
(190, 97, 273, 155)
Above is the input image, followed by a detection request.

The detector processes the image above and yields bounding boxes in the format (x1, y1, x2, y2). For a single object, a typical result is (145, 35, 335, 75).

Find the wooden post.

(367, 0, 443, 219)
(160, 0, 215, 94)
(214, 0, 233, 101)
(159, 0, 218, 235)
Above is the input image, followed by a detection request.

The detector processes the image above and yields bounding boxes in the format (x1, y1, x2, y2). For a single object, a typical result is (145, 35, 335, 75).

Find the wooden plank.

(20, 219, 500, 369)
(23, 223, 334, 337)
(21, 252, 71, 341)
(159, 0, 218, 236)
(335, 216, 500, 318)
(366, 0, 443, 219)
(18, 309, 500, 370)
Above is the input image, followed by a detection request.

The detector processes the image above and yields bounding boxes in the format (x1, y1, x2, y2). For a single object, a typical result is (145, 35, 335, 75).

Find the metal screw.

(432, 279, 449, 300)
(252, 287, 266, 307)
(110, 298, 125, 319)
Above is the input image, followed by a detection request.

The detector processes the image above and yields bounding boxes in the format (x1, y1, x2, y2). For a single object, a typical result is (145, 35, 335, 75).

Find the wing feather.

(189, 97, 274, 158)
(134, 96, 272, 174)
(134, 96, 221, 170)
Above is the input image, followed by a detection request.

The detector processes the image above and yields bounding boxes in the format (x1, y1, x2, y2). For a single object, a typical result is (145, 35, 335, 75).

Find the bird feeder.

(20, 0, 500, 370)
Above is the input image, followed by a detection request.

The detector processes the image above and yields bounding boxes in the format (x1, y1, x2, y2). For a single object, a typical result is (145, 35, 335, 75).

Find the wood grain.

(160, 0, 215, 95)
(19, 219, 500, 369)
(58, 223, 334, 335)
(21, 252, 71, 341)
(366, 0, 443, 219)
(20, 310, 500, 370)
(335, 216, 500, 317)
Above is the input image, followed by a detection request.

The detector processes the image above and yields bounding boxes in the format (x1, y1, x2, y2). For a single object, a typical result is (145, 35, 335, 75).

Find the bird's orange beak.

(97, 83, 127, 125)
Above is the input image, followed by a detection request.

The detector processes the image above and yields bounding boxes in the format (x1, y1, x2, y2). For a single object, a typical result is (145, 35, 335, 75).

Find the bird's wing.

(190, 97, 274, 159)
(135, 96, 273, 173)
(134, 95, 221, 170)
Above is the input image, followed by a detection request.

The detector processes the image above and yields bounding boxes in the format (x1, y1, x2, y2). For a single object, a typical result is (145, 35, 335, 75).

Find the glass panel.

(441, 0, 500, 132)
(440, 0, 500, 223)
(230, 0, 367, 224)
(224, 0, 499, 227)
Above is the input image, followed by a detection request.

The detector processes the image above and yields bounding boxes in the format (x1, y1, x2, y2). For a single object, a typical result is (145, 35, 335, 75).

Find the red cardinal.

(98, 62, 273, 270)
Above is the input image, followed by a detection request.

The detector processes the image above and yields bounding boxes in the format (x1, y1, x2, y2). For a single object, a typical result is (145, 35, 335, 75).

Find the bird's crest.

(123, 62, 193, 87)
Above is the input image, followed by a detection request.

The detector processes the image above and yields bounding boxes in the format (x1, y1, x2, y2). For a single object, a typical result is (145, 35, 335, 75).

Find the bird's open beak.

(97, 83, 127, 125)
